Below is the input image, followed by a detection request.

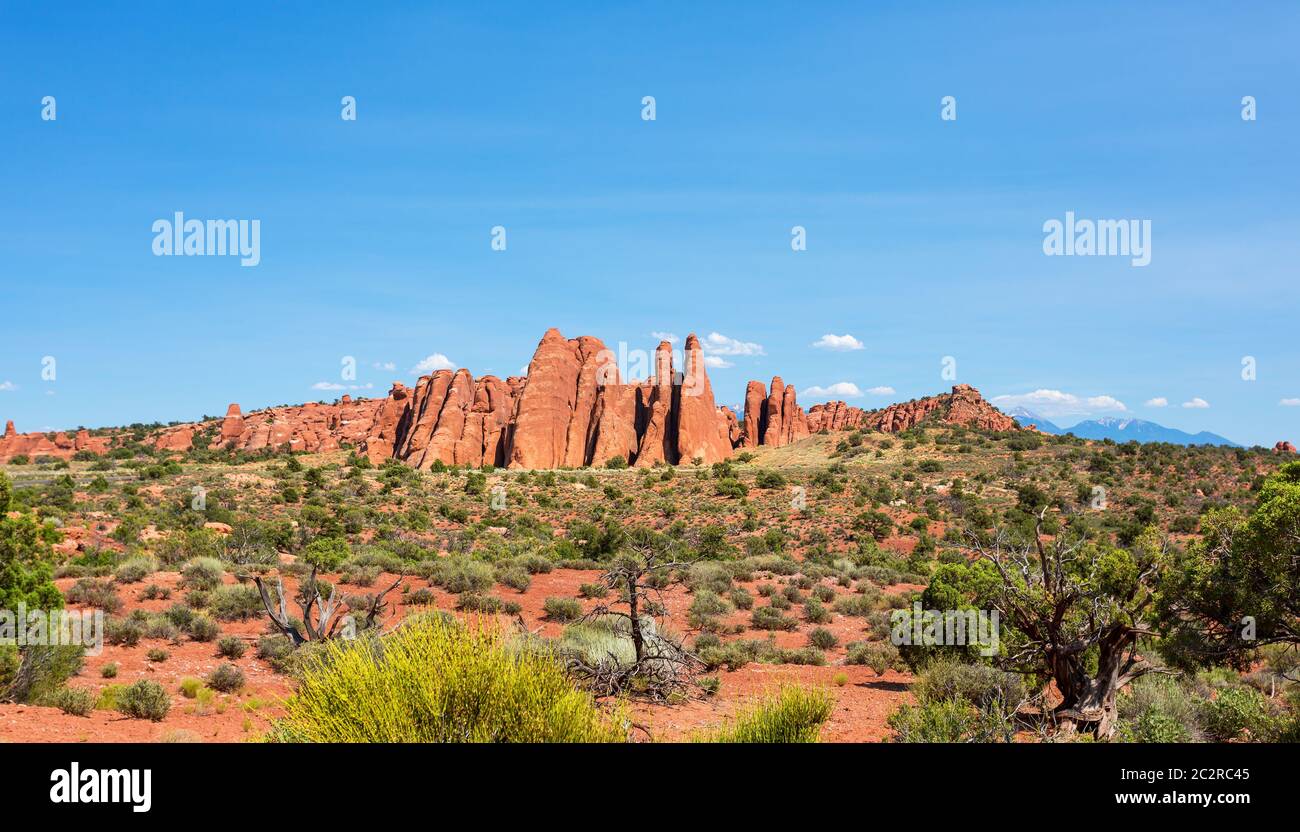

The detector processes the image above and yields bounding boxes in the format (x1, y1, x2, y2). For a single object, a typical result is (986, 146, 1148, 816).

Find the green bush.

(3, 644, 85, 703)
(209, 584, 264, 621)
(188, 615, 219, 642)
(543, 597, 583, 622)
(846, 641, 901, 675)
(697, 686, 833, 743)
(808, 627, 838, 650)
(217, 636, 247, 659)
(1200, 686, 1275, 741)
(751, 605, 798, 631)
(273, 616, 625, 742)
(117, 679, 171, 721)
(114, 556, 157, 584)
(206, 663, 246, 693)
(46, 686, 95, 717)
(180, 557, 225, 591)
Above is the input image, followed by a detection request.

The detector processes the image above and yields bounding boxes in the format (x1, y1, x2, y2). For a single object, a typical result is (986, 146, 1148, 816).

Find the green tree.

(1160, 460, 1300, 669)
(0, 472, 63, 611)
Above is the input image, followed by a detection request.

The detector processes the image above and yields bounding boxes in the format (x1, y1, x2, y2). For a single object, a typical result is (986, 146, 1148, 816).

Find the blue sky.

(1, 1, 1297, 446)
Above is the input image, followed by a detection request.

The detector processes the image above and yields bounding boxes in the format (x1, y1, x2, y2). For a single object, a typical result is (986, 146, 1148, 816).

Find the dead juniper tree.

(961, 510, 1169, 738)
(567, 531, 703, 702)
(244, 566, 403, 647)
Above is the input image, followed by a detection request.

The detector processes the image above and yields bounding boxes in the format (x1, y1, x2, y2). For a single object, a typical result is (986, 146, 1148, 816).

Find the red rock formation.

(155, 427, 194, 452)
(739, 381, 767, 447)
(806, 400, 868, 432)
(4, 420, 15, 438)
(362, 383, 411, 463)
(865, 384, 1016, 433)
(675, 335, 733, 465)
(219, 404, 245, 445)
(589, 383, 640, 466)
(508, 329, 593, 469)
(720, 406, 741, 447)
(1274, 441, 1297, 454)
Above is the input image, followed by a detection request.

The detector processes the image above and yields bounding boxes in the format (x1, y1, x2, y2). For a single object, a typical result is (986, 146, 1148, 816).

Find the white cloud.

(0, 381, 16, 392)
(1182, 397, 1210, 409)
(1085, 395, 1128, 411)
(411, 353, 457, 374)
(312, 382, 374, 391)
(702, 355, 733, 369)
(866, 385, 896, 395)
(1145, 397, 1168, 407)
(811, 333, 864, 351)
(373, 361, 396, 372)
(802, 381, 863, 399)
(992, 389, 1127, 419)
(701, 332, 764, 357)
(1280, 398, 1300, 407)
(650, 331, 679, 344)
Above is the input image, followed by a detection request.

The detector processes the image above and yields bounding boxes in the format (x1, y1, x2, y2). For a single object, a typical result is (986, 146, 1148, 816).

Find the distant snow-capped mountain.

(1009, 410, 1239, 447)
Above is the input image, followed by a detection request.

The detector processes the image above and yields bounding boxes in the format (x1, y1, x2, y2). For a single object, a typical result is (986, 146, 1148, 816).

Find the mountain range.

(1006, 407, 1240, 447)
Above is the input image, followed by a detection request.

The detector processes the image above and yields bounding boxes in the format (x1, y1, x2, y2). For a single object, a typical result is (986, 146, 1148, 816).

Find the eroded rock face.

(864, 384, 1016, 433)
(806, 400, 868, 433)
(1275, 441, 1297, 454)
(0, 332, 1028, 468)
(219, 404, 245, 444)
(740, 381, 767, 447)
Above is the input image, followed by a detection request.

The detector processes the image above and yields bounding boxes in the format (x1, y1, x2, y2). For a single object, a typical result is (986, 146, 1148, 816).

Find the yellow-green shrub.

(273, 615, 625, 743)
(697, 685, 834, 743)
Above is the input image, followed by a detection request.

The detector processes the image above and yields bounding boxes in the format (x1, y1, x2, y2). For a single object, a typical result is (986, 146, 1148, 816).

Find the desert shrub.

(754, 470, 786, 489)
(435, 559, 495, 595)
(100, 662, 118, 679)
(46, 686, 96, 716)
(1199, 686, 1275, 742)
(257, 635, 295, 670)
(688, 590, 730, 628)
(578, 583, 606, 599)
(116, 679, 170, 721)
(146, 648, 169, 663)
(808, 627, 838, 650)
(65, 578, 121, 612)
(179, 677, 204, 698)
(209, 584, 264, 621)
(273, 616, 624, 742)
(543, 597, 583, 622)
(217, 636, 247, 659)
(911, 659, 1025, 711)
(206, 663, 246, 693)
(496, 565, 531, 593)
(2, 644, 85, 704)
(715, 478, 749, 499)
(114, 556, 157, 584)
(686, 562, 732, 595)
(455, 594, 523, 615)
(697, 686, 833, 743)
(751, 605, 798, 631)
(803, 597, 831, 624)
(188, 615, 219, 642)
(1116, 675, 1204, 743)
(180, 557, 225, 591)
(406, 587, 436, 606)
(729, 587, 754, 610)
(846, 641, 901, 675)
(104, 617, 144, 647)
(887, 699, 977, 743)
